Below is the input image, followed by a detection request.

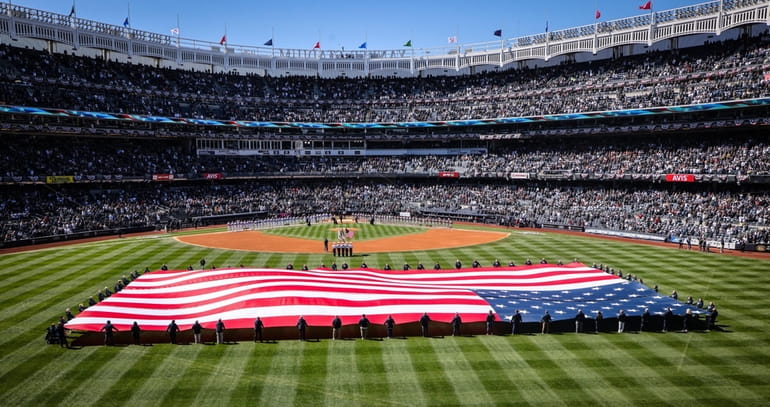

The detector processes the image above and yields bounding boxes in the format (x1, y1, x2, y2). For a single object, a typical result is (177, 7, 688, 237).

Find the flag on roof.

(448, 36, 457, 44)
(219, 34, 227, 45)
(68, 5, 75, 17)
(264, 38, 273, 46)
(595, 10, 601, 19)
(639, 1, 652, 10)
(65, 263, 703, 331)
(493, 29, 502, 37)
(358, 42, 367, 49)
(123, 17, 130, 28)
(403, 39, 412, 47)
(312, 41, 320, 49)
(170, 27, 180, 35)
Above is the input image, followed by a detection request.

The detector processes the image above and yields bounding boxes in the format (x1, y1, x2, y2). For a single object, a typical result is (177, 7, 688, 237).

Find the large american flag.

(66, 263, 701, 331)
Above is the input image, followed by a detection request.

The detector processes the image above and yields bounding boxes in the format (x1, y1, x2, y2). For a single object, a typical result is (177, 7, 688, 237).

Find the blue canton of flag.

(477, 280, 703, 323)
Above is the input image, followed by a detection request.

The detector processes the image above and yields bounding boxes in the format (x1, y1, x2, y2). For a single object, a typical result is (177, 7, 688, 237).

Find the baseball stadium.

(1, 1, 770, 405)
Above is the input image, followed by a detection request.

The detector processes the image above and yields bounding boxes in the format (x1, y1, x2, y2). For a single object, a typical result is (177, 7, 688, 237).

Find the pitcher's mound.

(176, 228, 509, 253)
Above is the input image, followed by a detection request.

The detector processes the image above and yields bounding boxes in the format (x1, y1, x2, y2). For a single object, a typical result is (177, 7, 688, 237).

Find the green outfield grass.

(1, 224, 769, 406)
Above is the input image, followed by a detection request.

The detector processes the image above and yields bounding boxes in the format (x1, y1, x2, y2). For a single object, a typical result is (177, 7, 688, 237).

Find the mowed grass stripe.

(0, 242, 176, 350)
(406, 339, 461, 406)
(0, 242, 164, 328)
(126, 345, 203, 407)
(295, 340, 330, 405)
(257, 341, 305, 406)
(546, 337, 634, 404)
(57, 346, 146, 407)
(478, 337, 548, 405)
(192, 344, 251, 406)
(323, 341, 360, 407)
(228, 341, 278, 403)
(0, 241, 151, 304)
(434, 337, 496, 405)
(485, 337, 566, 404)
(90, 346, 170, 407)
(0, 346, 94, 403)
(355, 341, 391, 404)
(161, 344, 221, 405)
(6, 346, 114, 406)
(617, 335, 727, 399)
(0, 247, 98, 287)
(641, 333, 768, 401)
(584, 334, 715, 403)
(381, 339, 427, 406)
(517, 336, 602, 405)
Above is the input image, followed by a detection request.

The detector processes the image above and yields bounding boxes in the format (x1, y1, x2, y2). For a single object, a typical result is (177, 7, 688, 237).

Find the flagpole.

(593, 0, 598, 54)
(544, 8, 550, 62)
(271, 26, 275, 57)
(127, 0, 131, 28)
(648, 3, 655, 47)
(455, 24, 460, 54)
(176, 13, 180, 48)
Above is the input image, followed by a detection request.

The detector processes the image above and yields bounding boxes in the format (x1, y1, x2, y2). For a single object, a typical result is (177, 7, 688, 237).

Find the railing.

(0, 0, 768, 76)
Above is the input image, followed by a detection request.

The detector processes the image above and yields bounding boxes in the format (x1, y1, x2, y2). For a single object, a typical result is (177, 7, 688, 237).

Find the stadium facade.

(1, 1, 768, 77)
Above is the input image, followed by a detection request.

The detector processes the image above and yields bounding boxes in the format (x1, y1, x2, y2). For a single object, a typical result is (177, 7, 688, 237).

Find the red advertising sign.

(203, 173, 223, 180)
(152, 174, 174, 181)
(438, 171, 460, 178)
(665, 174, 695, 182)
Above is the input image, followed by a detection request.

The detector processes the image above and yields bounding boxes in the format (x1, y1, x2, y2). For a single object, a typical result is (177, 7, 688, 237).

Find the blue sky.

(13, 1, 703, 50)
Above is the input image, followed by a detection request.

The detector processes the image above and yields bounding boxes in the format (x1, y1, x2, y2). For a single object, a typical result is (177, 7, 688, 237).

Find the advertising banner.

(665, 174, 695, 182)
(45, 175, 74, 184)
(152, 174, 174, 181)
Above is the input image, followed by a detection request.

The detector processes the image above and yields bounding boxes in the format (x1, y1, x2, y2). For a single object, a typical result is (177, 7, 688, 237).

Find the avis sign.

(665, 174, 695, 182)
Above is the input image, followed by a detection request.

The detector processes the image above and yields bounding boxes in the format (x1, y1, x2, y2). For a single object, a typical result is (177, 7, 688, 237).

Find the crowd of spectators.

(2, 32, 769, 248)
(2, 181, 768, 245)
(1, 34, 768, 122)
(1, 133, 769, 178)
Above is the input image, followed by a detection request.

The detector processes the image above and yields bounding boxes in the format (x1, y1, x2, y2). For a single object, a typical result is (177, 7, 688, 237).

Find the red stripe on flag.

(66, 263, 621, 331)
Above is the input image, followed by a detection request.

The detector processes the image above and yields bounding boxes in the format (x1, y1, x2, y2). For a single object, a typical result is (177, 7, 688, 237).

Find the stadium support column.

(6, 3, 17, 41)
(455, 44, 460, 72)
(767, 0, 770, 27)
(647, 7, 655, 47)
(410, 48, 414, 75)
(499, 38, 504, 68)
(716, 0, 724, 36)
(71, 17, 80, 51)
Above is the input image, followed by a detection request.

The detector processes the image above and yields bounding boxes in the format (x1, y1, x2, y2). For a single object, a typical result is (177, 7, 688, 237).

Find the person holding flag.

(297, 315, 308, 341)
(358, 314, 370, 340)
